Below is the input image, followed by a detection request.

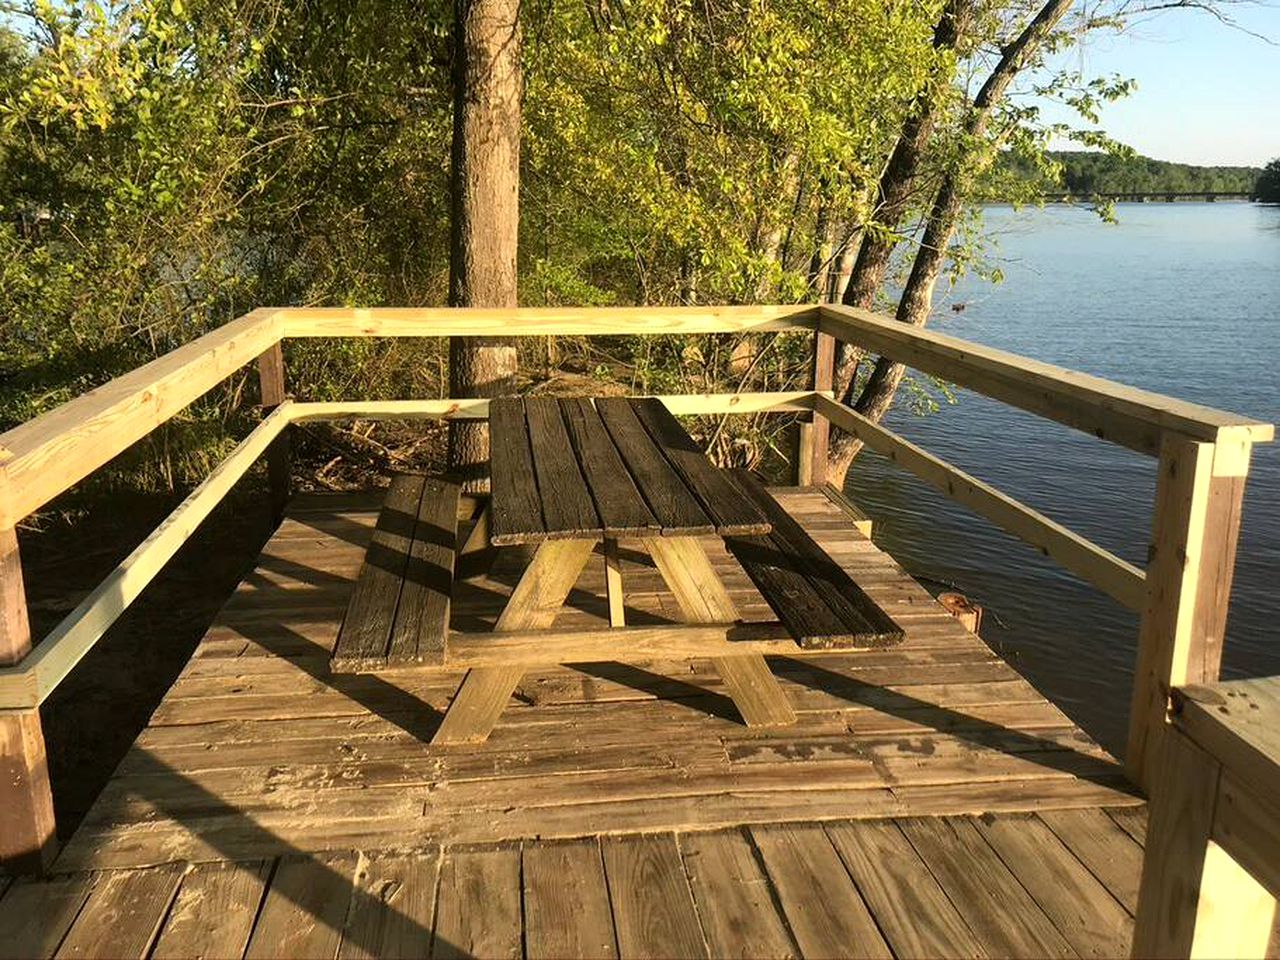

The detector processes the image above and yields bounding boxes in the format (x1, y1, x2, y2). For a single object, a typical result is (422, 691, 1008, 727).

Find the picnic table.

(330, 396, 903, 745)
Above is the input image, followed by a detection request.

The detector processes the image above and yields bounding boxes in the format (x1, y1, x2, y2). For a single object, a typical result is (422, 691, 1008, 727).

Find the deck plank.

(678, 829, 798, 959)
(244, 854, 358, 960)
(152, 861, 271, 959)
(1038, 808, 1144, 914)
(750, 823, 892, 959)
(522, 839, 618, 959)
(54, 865, 182, 959)
(339, 850, 440, 960)
(0, 875, 95, 960)
(432, 846, 522, 960)
(602, 834, 708, 959)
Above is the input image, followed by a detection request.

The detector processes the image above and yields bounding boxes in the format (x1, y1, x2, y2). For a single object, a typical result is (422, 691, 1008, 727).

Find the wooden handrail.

(819, 303, 1274, 455)
(811, 394, 1147, 609)
(0, 308, 284, 526)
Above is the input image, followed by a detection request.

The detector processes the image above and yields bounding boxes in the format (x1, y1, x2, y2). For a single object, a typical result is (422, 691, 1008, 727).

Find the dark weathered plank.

(244, 853, 357, 960)
(433, 846, 522, 959)
(388, 477, 461, 665)
(594, 398, 713, 535)
(339, 850, 440, 960)
(524, 398, 602, 538)
(152, 861, 271, 959)
(561, 399, 660, 538)
(726, 469, 903, 648)
(489, 398, 545, 546)
(331, 475, 424, 670)
(0, 874, 95, 959)
(523, 838, 618, 959)
(627, 398, 770, 535)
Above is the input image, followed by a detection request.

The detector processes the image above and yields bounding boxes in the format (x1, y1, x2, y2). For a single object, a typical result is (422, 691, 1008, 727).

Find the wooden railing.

(0, 303, 1271, 872)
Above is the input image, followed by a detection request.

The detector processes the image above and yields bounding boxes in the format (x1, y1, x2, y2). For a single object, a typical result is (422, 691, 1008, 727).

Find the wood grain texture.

(898, 815, 1075, 958)
(522, 839, 618, 959)
(0, 875, 95, 959)
(1175, 677, 1280, 805)
(55, 865, 182, 959)
(1038, 807, 1144, 914)
(562, 398, 659, 538)
(257, 342, 291, 519)
(824, 819, 985, 958)
(433, 846, 521, 959)
(678, 830, 797, 959)
(339, 850, 440, 960)
(602, 834, 708, 959)
(330, 475, 424, 670)
(152, 861, 271, 959)
(244, 854, 358, 960)
(387, 477, 461, 665)
(751, 823, 892, 959)
(627, 398, 770, 536)
(596, 399, 714, 535)
(726, 469, 902, 649)
(524, 398, 602, 538)
(488, 398, 545, 546)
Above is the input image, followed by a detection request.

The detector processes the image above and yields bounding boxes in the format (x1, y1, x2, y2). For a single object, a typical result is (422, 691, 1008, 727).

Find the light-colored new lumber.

(1127, 433, 1250, 790)
(280, 303, 817, 337)
(813, 394, 1145, 609)
(0, 404, 293, 709)
(0, 308, 283, 524)
(819, 303, 1274, 454)
(286, 391, 814, 423)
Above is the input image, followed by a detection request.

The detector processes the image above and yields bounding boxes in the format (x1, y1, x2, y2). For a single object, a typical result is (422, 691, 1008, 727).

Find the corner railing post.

(257, 341, 291, 522)
(802, 326, 835, 486)
(1126, 428, 1252, 791)
(0, 473, 58, 873)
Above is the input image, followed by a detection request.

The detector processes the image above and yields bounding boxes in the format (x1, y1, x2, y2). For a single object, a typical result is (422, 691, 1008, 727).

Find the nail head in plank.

(595, 398, 714, 535)
(561, 398, 660, 537)
(488, 398, 545, 546)
(627, 398, 770, 535)
(524, 398, 603, 538)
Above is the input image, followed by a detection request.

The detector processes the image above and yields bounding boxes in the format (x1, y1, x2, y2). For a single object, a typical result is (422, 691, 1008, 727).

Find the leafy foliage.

(1255, 159, 1280, 203)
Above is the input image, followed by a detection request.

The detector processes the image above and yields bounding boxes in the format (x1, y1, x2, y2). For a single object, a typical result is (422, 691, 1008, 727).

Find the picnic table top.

(489, 396, 772, 546)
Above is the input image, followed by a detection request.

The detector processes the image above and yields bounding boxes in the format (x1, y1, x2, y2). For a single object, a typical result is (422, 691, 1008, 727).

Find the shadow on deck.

(0, 488, 1148, 958)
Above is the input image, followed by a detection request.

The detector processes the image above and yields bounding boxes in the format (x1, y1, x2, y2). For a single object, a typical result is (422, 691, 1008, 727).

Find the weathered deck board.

(0, 488, 1168, 958)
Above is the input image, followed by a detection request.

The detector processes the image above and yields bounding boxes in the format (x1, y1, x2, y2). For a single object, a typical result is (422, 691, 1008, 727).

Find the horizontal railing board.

(287, 392, 816, 422)
(812, 394, 1146, 610)
(279, 304, 819, 338)
(0, 309, 284, 525)
(819, 304, 1274, 455)
(0, 405, 294, 708)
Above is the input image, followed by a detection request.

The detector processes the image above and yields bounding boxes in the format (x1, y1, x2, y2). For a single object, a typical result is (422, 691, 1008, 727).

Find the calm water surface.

(843, 203, 1280, 755)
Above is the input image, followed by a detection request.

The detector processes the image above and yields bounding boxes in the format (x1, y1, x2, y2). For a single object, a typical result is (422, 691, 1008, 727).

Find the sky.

(1041, 5, 1280, 167)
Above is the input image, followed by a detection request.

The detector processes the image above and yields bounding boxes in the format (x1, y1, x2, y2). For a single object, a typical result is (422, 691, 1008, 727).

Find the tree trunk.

(824, 0, 1073, 488)
(448, 0, 521, 490)
(830, 0, 975, 402)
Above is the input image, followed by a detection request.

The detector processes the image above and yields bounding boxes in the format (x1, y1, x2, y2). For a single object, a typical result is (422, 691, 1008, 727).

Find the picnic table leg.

(643, 537, 796, 727)
(603, 538, 625, 627)
(433, 538, 596, 745)
(455, 499, 494, 580)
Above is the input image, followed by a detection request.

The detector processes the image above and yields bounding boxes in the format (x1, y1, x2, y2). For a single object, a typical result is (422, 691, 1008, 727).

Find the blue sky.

(1044, 5, 1280, 166)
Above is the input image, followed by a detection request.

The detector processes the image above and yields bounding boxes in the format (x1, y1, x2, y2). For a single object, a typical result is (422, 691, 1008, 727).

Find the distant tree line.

(1006, 150, 1263, 198)
(1255, 160, 1280, 203)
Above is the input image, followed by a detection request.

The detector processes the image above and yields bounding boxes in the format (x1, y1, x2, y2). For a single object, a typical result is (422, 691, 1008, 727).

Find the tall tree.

(448, 0, 522, 488)
(825, 0, 1075, 485)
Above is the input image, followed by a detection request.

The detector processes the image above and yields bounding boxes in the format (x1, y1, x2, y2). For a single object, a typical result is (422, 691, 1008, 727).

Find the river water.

(842, 202, 1280, 755)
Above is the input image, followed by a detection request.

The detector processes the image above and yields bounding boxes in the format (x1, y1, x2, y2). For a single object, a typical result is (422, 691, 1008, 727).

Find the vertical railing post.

(257, 342, 291, 521)
(0, 473, 58, 873)
(801, 327, 835, 486)
(1126, 428, 1252, 791)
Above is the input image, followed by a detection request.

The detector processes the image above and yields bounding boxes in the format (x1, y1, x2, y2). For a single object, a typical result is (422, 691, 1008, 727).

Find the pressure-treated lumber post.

(804, 330, 835, 485)
(257, 342, 290, 521)
(1127, 429, 1251, 791)
(0, 502, 58, 873)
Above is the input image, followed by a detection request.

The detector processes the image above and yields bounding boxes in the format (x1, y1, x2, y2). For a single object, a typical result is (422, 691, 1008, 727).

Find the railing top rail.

(820, 304, 1274, 455)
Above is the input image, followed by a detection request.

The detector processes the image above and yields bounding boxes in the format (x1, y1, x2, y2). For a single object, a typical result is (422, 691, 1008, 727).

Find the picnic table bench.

(330, 396, 903, 745)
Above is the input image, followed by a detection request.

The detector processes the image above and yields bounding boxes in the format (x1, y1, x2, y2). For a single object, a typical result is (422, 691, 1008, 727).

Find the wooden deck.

(0, 487, 1149, 958)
